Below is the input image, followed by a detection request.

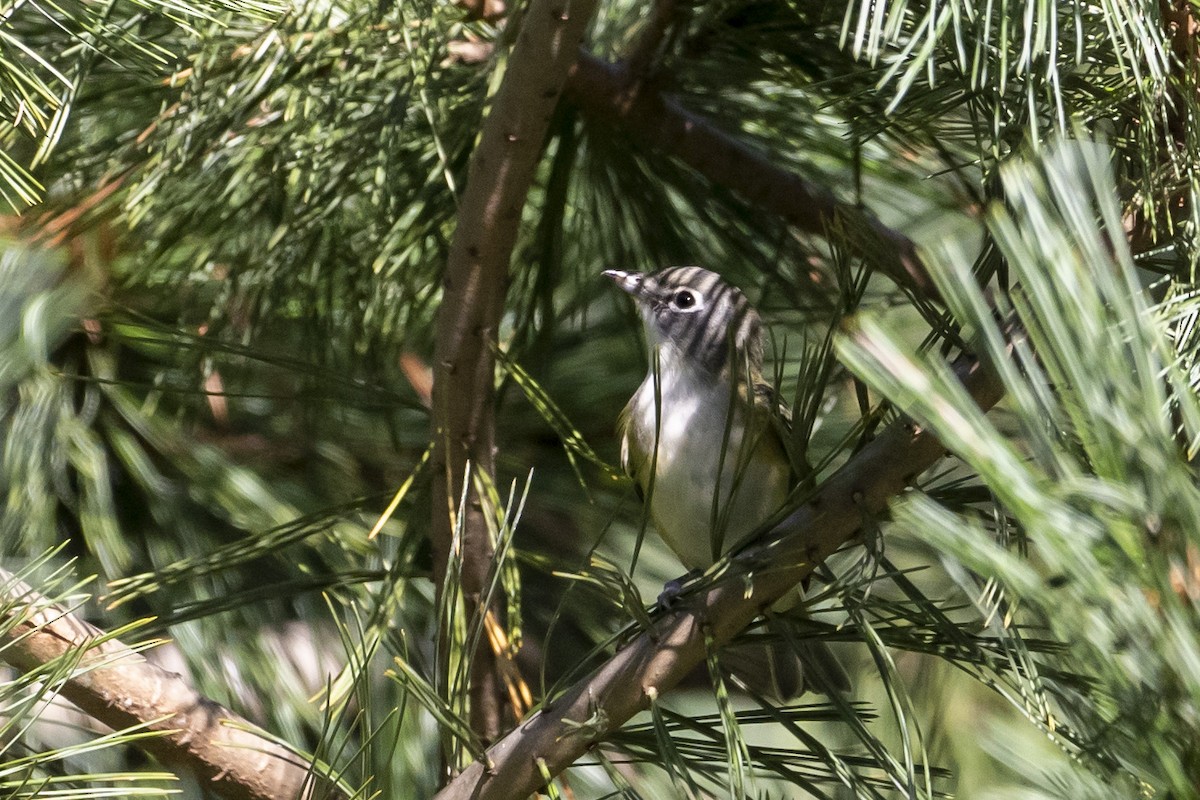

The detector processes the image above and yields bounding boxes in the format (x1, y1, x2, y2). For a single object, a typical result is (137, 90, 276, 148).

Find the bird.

(604, 265, 848, 697)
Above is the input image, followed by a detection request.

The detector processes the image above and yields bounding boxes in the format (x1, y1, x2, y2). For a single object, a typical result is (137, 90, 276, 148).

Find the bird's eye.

(672, 290, 696, 309)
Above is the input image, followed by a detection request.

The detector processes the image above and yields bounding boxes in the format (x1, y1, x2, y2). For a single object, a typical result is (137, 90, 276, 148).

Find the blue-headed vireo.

(605, 265, 848, 697)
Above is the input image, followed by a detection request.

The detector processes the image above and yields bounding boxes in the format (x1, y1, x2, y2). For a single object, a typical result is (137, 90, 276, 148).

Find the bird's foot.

(657, 570, 703, 610)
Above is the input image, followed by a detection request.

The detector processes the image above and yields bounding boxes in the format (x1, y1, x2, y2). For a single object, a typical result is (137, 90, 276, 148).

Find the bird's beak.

(602, 269, 645, 296)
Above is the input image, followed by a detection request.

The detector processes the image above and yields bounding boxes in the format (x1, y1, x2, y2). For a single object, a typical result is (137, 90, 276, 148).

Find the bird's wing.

(616, 397, 646, 502)
(753, 381, 812, 482)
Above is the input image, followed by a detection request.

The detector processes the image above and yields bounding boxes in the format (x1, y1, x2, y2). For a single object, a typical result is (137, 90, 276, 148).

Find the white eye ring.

(670, 289, 701, 311)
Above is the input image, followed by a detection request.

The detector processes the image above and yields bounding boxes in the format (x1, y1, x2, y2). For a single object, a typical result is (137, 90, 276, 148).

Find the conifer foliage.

(2, 0, 1199, 797)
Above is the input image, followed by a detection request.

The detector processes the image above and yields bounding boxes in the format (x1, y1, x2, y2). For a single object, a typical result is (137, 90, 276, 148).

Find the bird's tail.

(724, 620, 850, 698)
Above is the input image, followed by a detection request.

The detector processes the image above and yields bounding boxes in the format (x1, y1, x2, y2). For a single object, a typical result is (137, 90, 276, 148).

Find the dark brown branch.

(0, 569, 343, 800)
(430, 0, 600, 743)
(433, 352, 1004, 800)
(564, 54, 939, 301)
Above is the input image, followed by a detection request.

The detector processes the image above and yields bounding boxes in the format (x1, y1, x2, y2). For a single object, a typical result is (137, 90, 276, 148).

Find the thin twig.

(0, 569, 344, 800)
(433, 353, 1004, 800)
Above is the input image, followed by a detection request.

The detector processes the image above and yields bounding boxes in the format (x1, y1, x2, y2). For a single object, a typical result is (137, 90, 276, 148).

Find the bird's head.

(603, 266, 764, 375)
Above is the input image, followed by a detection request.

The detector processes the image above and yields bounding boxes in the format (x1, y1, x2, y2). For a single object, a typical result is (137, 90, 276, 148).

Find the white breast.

(625, 365, 791, 570)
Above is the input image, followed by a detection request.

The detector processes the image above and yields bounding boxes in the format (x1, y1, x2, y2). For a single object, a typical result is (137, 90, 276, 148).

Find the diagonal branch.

(0, 569, 343, 800)
(430, 0, 600, 743)
(565, 54, 939, 301)
(433, 352, 1004, 800)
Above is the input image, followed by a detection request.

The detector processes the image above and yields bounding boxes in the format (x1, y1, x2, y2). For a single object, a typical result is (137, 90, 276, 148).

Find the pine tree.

(2, 0, 1199, 797)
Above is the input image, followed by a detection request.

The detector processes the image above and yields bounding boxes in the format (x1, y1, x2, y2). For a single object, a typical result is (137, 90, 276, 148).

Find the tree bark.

(430, 0, 599, 744)
(0, 569, 343, 800)
(432, 352, 1004, 800)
